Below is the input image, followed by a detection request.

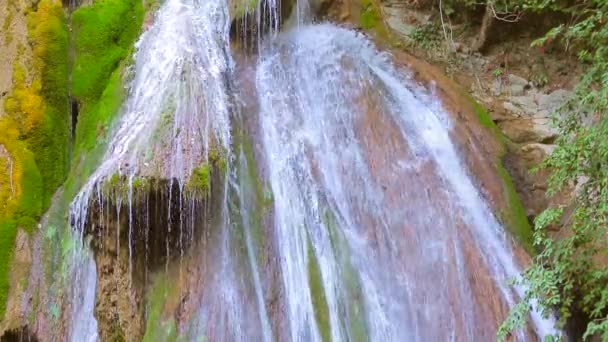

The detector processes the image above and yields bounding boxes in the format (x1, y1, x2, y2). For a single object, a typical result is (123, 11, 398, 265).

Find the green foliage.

(187, 163, 211, 196)
(410, 23, 441, 50)
(493, 67, 504, 78)
(499, 0, 608, 340)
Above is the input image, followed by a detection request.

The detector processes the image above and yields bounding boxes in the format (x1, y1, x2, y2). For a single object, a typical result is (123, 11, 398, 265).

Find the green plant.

(493, 67, 504, 78)
(187, 163, 211, 196)
(499, 0, 608, 340)
(410, 23, 441, 50)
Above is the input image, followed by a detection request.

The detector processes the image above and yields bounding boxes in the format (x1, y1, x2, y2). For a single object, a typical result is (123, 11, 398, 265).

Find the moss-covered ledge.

(470, 97, 534, 254)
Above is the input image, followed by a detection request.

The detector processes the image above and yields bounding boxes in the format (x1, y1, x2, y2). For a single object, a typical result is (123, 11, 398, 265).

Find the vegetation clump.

(187, 163, 211, 197)
(487, 0, 608, 340)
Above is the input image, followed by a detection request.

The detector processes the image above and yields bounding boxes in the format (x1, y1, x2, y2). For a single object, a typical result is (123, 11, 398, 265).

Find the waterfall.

(68, 250, 99, 342)
(62, 0, 557, 340)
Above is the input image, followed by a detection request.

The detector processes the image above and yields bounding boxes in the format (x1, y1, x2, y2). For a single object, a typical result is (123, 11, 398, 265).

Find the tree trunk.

(473, 4, 494, 52)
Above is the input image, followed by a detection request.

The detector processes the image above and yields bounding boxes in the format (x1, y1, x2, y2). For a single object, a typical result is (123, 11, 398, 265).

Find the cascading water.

(256, 24, 556, 340)
(67, 0, 234, 338)
(61, 0, 557, 340)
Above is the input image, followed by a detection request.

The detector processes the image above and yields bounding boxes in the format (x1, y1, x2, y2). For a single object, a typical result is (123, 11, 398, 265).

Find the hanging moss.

(186, 163, 211, 197)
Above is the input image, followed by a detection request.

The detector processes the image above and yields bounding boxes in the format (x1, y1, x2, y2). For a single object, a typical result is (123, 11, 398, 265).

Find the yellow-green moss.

(0, 0, 69, 319)
(359, 0, 390, 40)
(187, 163, 211, 196)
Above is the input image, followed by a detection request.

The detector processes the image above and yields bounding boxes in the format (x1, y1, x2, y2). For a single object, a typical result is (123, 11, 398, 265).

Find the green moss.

(208, 148, 228, 175)
(466, 95, 535, 254)
(187, 163, 211, 196)
(0, 136, 44, 319)
(231, 132, 270, 268)
(71, 0, 144, 103)
(241, 135, 267, 210)
(74, 69, 127, 154)
(26, 0, 71, 208)
(360, 0, 380, 30)
(0, 220, 19, 319)
(307, 236, 331, 342)
(100, 173, 153, 204)
(132, 177, 151, 192)
(469, 95, 501, 133)
(233, 0, 257, 18)
(0, 7, 70, 312)
(497, 163, 535, 253)
(13, 144, 44, 231)
(359, 0, 389, 39)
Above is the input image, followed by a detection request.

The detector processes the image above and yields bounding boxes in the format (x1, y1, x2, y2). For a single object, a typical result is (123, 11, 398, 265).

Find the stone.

(382, 6, 431, 40)
(537, 89, 571, 112)
(508, 83, 526, 96)
(507, 73, 529, 87)
(498, 119, 558, 143)
(492, 79, 503, 96)
(503, 101, 524, 116)
(519, 143, 556, 165)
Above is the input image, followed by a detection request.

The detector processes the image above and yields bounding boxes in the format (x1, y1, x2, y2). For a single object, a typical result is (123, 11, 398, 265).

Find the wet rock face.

(0, 325, 38, 342)
(78, 170, 225, 341)
(229, 0, 295, 50)
(85, 180, 207, 272)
